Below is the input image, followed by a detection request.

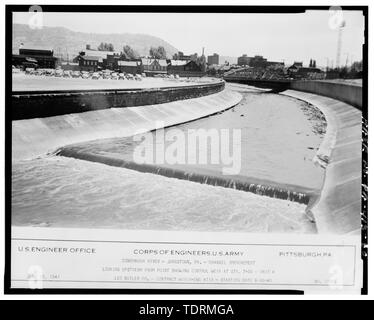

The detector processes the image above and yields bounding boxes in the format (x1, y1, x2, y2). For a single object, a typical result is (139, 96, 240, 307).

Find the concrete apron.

(12, 88, 242, 162)
(281, 89, 362, 235)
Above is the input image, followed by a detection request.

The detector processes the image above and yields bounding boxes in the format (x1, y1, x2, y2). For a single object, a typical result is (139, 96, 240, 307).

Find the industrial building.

(12, 46, 58, 69)
(237, 54, 284, 68)
(207, 53, 219, 65)
(237, 54, 252, 66)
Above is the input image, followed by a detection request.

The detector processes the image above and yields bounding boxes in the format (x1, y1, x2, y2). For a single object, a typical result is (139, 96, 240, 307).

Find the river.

(12, 84, 326, 233)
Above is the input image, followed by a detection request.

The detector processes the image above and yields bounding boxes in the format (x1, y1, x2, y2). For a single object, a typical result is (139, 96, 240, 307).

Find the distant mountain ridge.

(12, 24, 179, 59)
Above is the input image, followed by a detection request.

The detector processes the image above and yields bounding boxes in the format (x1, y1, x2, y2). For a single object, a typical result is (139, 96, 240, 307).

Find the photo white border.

(0, 0, 372, 300)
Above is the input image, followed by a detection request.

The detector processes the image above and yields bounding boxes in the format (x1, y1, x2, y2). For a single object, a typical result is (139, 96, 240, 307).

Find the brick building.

(207, 53, 219, 65)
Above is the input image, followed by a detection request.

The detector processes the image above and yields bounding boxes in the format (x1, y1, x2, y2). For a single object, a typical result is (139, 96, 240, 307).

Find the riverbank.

(282, 89, 362, 234)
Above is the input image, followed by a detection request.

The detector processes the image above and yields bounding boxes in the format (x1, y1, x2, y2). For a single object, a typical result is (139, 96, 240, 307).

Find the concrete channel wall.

(12, 87, 242, 161)
(12, 81, 225, 120)
(290, 80, 362, 110)
(282, 89, 362, 234)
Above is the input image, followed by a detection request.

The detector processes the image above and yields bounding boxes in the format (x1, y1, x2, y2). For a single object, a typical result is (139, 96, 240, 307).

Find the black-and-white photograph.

(5, 4, 367, 294)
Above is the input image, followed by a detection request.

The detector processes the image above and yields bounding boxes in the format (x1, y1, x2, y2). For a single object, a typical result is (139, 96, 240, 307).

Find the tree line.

(96, 43, 167, 60)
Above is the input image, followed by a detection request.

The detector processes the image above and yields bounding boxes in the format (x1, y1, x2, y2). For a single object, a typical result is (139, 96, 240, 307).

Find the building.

(293, 67, 323, 79)
(287, 61, 304, 74)
(103, 54, 121, 70)
(287, 62, 323, 79)
(141, 58, 168, 75)
(12, 46, 58, 69)
(237, 54, 284, 68)
(248, 55, 268, 68)
(117, 60, 141, 74)
(237, 54, 251, 66)
(287, 62, 306, 73)
(168, 60, 204, 77)
(168, 60, 188, 73)
(184, 60, 203, 73)
(74, 55, 101, 71)
(73, 44, 121, 71)
(292, 61, 303, 68)
(207, 53, 219, 65)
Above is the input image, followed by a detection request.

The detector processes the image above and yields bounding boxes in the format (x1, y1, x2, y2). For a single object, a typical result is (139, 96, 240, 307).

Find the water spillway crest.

(54, 146, 314, 205)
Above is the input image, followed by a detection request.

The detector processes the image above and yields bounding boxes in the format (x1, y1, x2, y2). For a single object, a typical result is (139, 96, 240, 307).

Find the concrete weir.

(12, 84, 242, 161)
(281, 89, 362, 234)
(55, 146, 313, 205)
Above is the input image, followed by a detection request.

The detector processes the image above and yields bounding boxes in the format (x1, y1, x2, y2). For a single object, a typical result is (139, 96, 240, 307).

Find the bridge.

(223, 76, 292, 93)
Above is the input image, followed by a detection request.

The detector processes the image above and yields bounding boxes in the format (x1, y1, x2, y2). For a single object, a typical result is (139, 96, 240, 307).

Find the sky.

(13, 10, 365, 67)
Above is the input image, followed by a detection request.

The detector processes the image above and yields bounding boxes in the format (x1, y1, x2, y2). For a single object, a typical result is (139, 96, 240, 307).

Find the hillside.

(12, 23, 179, 59)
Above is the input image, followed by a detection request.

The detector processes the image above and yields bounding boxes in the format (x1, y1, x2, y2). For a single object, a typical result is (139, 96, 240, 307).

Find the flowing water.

(12, 84, 326, 233)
